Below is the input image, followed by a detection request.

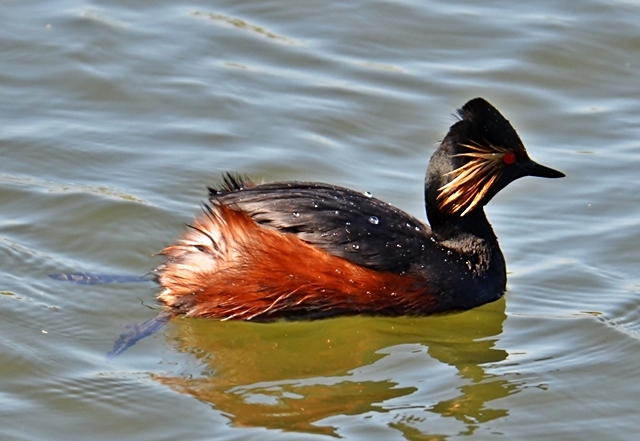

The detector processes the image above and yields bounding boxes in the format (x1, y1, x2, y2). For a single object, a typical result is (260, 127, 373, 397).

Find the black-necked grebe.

(153, 97, 564, 321)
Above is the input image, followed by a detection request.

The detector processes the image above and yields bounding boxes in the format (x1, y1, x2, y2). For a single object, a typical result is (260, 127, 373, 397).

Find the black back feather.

(209, 181, 438, 274)
(208, 172, 253, 195)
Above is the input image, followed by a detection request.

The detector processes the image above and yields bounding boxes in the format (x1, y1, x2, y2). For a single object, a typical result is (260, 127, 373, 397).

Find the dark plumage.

(154, 98, 564, 320)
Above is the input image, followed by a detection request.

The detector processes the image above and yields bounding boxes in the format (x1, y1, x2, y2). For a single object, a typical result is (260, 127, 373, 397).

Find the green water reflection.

(158, 297, 515, 438)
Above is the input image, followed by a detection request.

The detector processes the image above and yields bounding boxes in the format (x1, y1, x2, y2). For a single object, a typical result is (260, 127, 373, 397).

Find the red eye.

(503, 152, 516, 165)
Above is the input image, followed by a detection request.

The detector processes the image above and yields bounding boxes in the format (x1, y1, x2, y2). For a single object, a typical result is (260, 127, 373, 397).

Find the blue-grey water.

(2, 1, 640, 440)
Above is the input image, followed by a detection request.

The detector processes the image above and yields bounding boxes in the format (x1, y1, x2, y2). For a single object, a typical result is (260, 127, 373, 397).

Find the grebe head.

(425, 98, 564, 224)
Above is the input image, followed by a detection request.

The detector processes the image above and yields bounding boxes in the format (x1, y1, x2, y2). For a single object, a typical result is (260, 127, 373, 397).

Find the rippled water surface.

(2, 1, 640, 440)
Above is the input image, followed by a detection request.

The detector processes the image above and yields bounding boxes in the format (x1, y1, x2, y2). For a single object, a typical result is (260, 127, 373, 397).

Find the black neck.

(425, 186, 506, 285)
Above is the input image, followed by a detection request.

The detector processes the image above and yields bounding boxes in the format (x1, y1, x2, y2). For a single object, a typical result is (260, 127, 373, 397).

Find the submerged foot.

(48, 272, 151, 285)
(107, 312, 173, 360)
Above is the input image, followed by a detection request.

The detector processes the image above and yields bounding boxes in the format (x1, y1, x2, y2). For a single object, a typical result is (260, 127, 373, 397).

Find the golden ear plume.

(437, 140, 511, 216)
